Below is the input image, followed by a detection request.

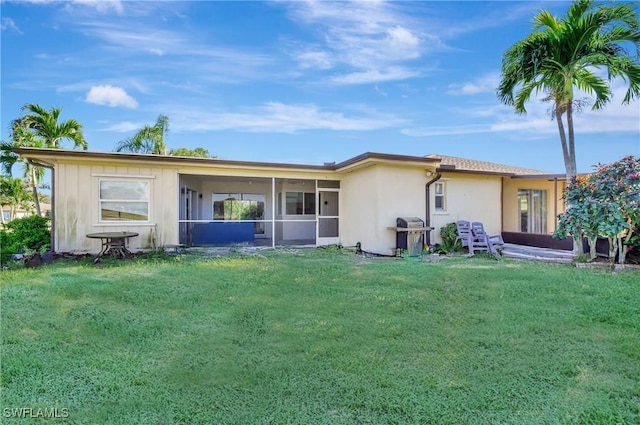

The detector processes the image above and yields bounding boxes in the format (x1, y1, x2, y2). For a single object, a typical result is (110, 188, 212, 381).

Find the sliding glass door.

(518, 189, 548, 234)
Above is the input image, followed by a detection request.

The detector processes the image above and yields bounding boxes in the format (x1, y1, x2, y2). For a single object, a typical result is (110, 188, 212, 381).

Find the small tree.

(554, 176, 599, 259)
(592, 156, 640, 264)
(555, 156, 640, 264)
(169, 147, 213, 158)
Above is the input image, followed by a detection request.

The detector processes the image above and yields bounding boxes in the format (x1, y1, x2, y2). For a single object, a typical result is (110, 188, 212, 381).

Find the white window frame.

(434, 182, 446, 211)
(99, 179, 151, 223)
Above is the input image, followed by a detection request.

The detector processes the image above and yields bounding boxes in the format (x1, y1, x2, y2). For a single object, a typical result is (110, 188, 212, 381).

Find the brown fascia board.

(333, 151, 440, 171)
(438, 167, 518, 177)
(12, 147, 440, 173)
(510, 173, 568, 180)
(437, 166, 564, 178)
(12, 147, 333, 171)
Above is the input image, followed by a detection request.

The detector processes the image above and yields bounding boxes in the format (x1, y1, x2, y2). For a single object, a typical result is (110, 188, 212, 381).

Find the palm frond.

(573, 69, 611, 109)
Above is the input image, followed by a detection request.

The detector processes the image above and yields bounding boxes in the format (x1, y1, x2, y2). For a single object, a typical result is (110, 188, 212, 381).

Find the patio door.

(180, 187, 199, 245)
(317, 189, 339, 246)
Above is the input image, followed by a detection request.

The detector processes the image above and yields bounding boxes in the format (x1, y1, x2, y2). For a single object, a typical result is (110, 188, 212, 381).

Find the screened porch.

(178, 175, 340, 247)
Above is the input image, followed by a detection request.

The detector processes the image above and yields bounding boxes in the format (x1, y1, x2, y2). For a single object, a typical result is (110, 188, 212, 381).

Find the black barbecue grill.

(396, 217, 425, 257)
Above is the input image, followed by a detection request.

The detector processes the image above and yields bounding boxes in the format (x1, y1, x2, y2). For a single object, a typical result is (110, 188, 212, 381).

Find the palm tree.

(497, 0, 640, 181)
(0, 175, 32, 224)
(115, 115, 169, 155)
(4, 103, 87, 215)
(17, 103, 87, 149)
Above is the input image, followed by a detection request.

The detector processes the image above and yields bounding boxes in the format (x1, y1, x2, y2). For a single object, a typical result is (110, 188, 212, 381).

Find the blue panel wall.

(191, 222, 255, 245)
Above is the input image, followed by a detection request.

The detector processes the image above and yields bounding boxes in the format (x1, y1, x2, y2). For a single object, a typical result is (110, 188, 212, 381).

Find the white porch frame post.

(271, 177, 276, 248)
(315, 179, 319, 245)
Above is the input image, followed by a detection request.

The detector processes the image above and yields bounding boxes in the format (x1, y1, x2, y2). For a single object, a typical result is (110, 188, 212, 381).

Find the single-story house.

(2, 203, 51, 222)
(13, 147, 569, 255)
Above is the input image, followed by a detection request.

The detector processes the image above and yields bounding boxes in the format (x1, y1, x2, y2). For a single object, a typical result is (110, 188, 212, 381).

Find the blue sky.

(1, 0, 639, 173)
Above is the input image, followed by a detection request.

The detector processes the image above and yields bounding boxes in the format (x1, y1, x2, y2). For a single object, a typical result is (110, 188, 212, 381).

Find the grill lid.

(396, 217, 424, 227)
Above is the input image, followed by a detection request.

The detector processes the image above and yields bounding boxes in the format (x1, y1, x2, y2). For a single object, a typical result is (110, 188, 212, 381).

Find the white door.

(317, 189, 339, 245)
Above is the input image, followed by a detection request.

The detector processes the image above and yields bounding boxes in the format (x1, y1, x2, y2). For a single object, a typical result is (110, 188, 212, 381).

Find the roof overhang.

(437, 167, 517, 177)
(510, 174, 569, 180)
(334, 152, 439, 173)
(12, 148, 440, 175)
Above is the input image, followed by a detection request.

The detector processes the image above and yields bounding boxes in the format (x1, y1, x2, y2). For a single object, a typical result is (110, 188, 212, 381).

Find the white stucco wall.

(340, 164, 428, 255)
(429, 172, 502, 243)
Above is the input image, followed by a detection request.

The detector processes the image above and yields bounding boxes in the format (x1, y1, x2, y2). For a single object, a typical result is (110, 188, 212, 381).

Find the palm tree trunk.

(555, 105, 583, 255)
(565, 102, 577, 181)
(31, 167, 42, 216)
(555, 107, 573, 180)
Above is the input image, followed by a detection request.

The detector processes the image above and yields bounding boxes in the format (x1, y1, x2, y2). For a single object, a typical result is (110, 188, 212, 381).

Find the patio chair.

(470, 222, 504, 256)
(455, 220, 471, 251)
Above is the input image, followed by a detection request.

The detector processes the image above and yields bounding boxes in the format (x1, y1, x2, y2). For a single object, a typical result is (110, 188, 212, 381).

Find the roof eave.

(438, 168, 517, 177)
(12, 148, 441, 174)
(12, 147, 334, 172)
(334, 152, 439, 172)
(510, 173, 568, 179)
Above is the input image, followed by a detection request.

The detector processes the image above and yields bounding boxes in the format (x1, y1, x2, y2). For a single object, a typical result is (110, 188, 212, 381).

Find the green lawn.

(1, 250, 639, 424)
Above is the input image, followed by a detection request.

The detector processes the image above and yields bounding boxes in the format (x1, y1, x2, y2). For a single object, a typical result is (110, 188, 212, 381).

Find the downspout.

(425, 171, 442, 246)
(28, 159, 55, 254)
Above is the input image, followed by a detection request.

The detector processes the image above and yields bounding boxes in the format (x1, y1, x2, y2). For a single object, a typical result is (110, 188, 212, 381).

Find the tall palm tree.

(115, 114, 169, 155)
(17, 103, 87, 149)
(497, 0, 640, 181)
(4, 103, 87, 215)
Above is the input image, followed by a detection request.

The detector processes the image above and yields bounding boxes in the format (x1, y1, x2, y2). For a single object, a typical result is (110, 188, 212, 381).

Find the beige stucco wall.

(46, 153, 517, 254)
(340, 164, 429, 255)
(429, 172, 502, 244)
(502, 177, 566, 233)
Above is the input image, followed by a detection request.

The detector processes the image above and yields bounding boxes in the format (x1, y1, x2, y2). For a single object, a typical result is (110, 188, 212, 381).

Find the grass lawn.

(1, 249, 639, 424)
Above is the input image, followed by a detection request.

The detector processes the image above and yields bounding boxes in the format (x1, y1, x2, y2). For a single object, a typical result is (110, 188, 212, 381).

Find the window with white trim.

(434, 182, 446, 211)
(99, 180, 150, 221)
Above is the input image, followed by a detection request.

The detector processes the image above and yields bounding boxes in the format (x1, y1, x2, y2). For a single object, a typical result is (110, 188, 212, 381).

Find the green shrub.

(438, 222, 462, 253)
(1, 215, 51, 258)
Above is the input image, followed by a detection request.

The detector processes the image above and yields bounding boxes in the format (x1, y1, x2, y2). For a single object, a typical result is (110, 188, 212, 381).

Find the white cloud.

(401, 124, 492, 137)
(283, 1, 433, 84)
(295, 50, 333, 70)
(163, 102, 406, 134)
(86, 85, 138, 108)
(15, 0, 124, 13)
(403, 76, 640, 139)
(385, 26, 420, 59)
(447, 73, 500, 96)
(100, 121, 143, 133)
(67, 0, 124, 14)
(330, 67, 419, 85)
(1, 18, 22, 34)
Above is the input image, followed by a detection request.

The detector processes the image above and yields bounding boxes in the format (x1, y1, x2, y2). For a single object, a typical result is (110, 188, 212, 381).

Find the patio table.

(86, 231, 139, 259)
